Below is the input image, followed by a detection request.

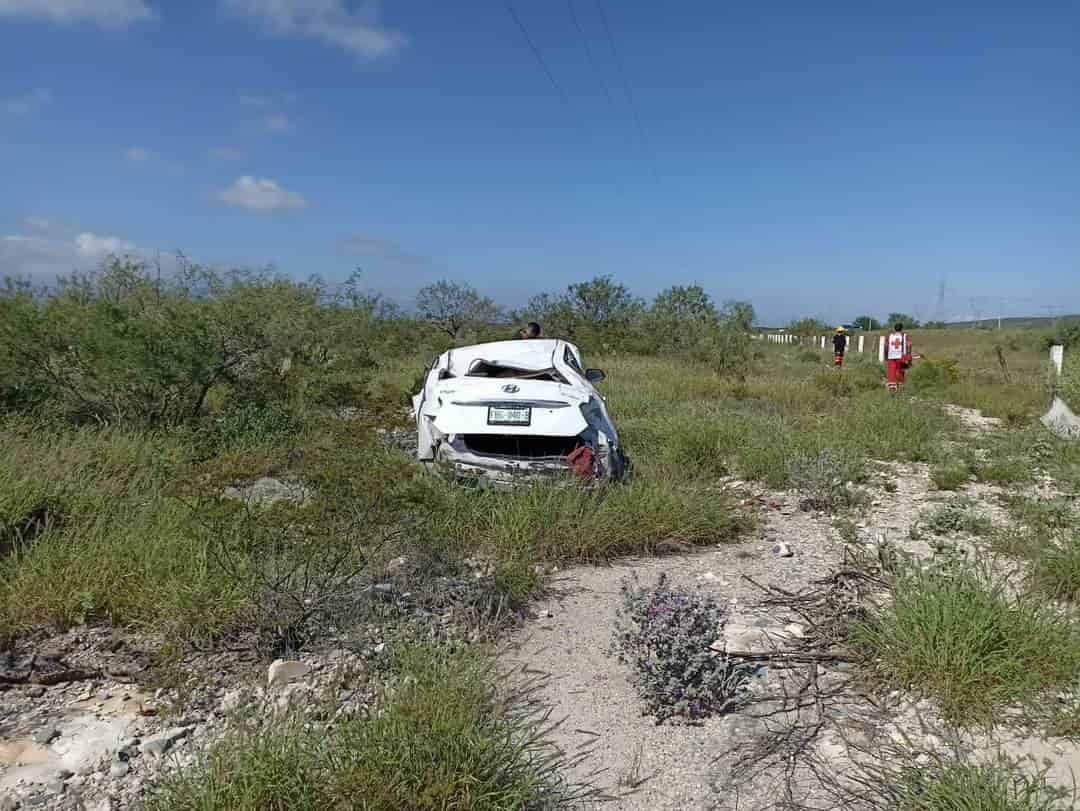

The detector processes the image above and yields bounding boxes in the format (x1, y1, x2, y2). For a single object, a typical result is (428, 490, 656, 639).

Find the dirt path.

(505, 488, 841, 809)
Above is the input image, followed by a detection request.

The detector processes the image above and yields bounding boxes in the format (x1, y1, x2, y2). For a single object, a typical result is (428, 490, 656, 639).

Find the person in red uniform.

(832, 327, 848, 368)
(885, 322, 912, 391)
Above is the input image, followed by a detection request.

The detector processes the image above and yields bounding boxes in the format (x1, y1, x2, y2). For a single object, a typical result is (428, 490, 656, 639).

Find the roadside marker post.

(1051, 345, 1064, 377)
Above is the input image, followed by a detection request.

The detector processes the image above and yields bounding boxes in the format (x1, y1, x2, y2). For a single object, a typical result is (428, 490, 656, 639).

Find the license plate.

(488, 406, 531, 426)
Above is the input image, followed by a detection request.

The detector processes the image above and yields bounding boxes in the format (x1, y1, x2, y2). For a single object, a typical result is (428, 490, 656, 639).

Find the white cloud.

(222, 0, 405, 59)
(220, 176, 307, 212)
(0, 221, 137, 277)
(75, 232, 135, 258)
(125, 145, 151, 162)
(2, 88, 52, 116)
(0, 0, 155, 27)
(210, 146, 244, 161)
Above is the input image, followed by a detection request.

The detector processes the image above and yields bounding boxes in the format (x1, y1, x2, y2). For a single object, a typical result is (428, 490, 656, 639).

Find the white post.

(820, 336, 826, 349)
(878, 335, 886, 363)
(858, 334, 865, 354)
(1051, 345, 1064, 377)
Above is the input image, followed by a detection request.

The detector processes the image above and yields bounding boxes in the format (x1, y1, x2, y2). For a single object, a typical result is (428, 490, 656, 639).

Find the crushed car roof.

(445, 339, 571, 375)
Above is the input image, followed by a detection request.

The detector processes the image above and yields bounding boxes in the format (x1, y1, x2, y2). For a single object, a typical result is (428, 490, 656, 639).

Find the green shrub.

(1032, 537, 1080, 603)
(190, 403, 301, 455)
(786, 448, 864, 512)
(1042, 323, 1080, 352)
(1061, 358, 1080, 411)
(857, 565, 1080, 723)
(908, 356, 961, 392)
(976, 457, 1032, 485)
(813, 366, 882, 396)
(931, 462, 971, 491)
(834, 517, 859, 544)
(922, 502, 992, 536)
(1005, 497, 1076, 537)
(150, 647, 591, 811)
(424, 479, 751, 603)
(895, 757, 1073, 811)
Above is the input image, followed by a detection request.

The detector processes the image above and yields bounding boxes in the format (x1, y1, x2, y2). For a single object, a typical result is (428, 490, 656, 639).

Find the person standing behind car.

(885, 322, 912, 392)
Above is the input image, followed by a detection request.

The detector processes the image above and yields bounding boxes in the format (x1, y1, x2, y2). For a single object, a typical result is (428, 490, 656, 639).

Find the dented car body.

(412, 339, 629, 486)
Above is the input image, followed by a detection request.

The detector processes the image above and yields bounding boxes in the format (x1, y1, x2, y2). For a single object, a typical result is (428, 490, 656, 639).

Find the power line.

(566, 0, 617, 114)
(504, 3, 578, 123)
(594, 0, 657, 180)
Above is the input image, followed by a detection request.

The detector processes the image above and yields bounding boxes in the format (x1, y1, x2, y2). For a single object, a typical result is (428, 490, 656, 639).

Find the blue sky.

(1, 0, 1077, 324)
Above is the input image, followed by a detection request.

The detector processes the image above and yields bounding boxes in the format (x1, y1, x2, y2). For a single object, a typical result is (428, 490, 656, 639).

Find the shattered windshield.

(465, 359, 567, 382)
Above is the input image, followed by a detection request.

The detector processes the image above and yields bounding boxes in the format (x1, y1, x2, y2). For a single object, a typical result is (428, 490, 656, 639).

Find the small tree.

(853, 315, 882, 331)
(415, 280, 500, 339)
(652, 284, 717, 323)
(647, 285, 719, 351)
(519, 292, 579, 338)
(337, 269, 400, 320)
(720, 300, 755, 332)
(787, 317, 831, 336)
(0, 257, 325, 425)
(886, 313, 920, 328)
(566, 275, 642, 326)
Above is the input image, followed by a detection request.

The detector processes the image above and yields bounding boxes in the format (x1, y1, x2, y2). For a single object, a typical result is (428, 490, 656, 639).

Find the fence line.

(756, 333, 879, 355)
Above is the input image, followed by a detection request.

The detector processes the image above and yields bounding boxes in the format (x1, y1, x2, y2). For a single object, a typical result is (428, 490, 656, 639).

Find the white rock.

(139, 726, 192, 758)
(774, 542, 794, 558)
(109, 761, 130, 779)
(784, 623, 806, 639)
(267, 659, 311, 688)
(275, 683, 314, 713)
(719, 624, 783, 654)
(221, 689, 246, 713)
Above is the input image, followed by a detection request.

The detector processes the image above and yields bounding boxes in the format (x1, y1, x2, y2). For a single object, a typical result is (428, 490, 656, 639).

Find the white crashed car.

(412, 338, 629, 485)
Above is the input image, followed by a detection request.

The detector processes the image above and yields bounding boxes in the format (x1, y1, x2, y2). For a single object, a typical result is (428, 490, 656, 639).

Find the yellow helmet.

(835, 326, 846, 333)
